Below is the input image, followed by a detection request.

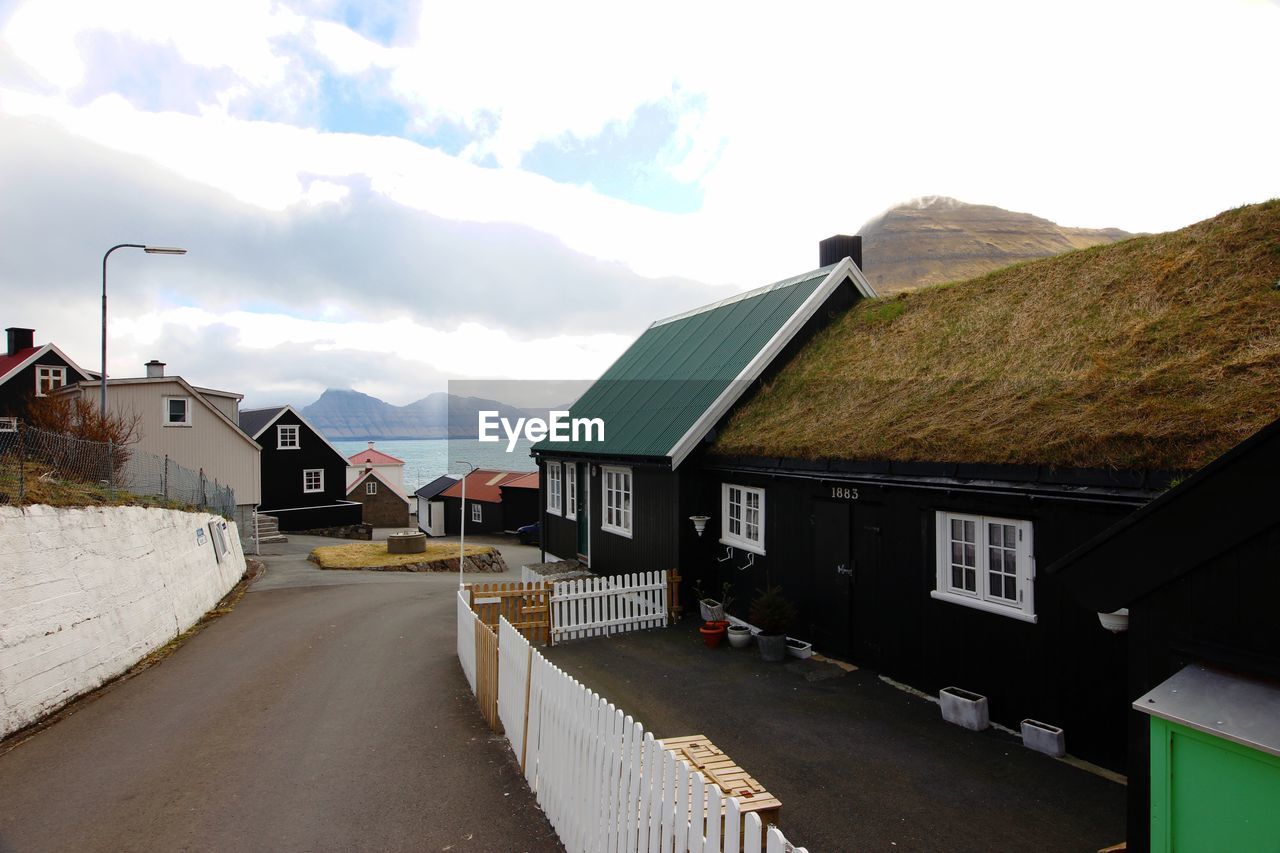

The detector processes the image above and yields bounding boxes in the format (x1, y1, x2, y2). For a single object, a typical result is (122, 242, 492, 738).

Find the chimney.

(145, 359, 166, 378)
(368, 441, 375, 449)
(818, 235, 862, 270)
(6, 327, 34, 356)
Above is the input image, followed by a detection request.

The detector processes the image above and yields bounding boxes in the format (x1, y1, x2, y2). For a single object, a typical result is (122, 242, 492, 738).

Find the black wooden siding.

(687, 463, 1142, 770)
(257, 410, 355, 531)
(442, 496, 504, 535)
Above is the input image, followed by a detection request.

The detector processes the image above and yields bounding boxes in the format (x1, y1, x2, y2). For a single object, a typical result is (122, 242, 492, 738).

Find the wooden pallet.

(658, 734, 782, 830)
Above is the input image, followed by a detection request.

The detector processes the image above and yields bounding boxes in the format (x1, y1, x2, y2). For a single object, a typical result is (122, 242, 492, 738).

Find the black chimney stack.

(818, 235, 862, 270)
(6, 327, 34, 356)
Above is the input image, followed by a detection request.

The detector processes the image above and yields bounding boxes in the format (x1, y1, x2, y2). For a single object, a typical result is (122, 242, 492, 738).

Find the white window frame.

(720, 483, 766, 555)
(162, 395, 192, 427)
(303, 468, 324, 493)
(601, 465, 633, 538)
(0, 416, 16, 432)
(365, 480, 377, 495)
(35, 365, 67, 397)
(565, 463, 577, 520)
(471, 503, 482, 523)
(547, 461, 562, 515)
(931, 511, 1036, 623)
(277, 424, 300, 450)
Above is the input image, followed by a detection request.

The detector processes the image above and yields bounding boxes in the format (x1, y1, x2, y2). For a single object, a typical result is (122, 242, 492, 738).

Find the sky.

(1, 0, 1278, 409)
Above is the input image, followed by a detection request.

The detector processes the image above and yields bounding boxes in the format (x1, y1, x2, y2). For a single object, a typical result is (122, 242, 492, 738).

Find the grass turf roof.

(713, 200, 1280, 472)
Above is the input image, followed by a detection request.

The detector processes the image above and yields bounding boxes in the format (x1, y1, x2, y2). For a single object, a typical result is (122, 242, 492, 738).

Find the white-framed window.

(565, 463, 577, 520)
(602, 465, 632, 538)
(471, 503, 482, 523)
(931, 512, 1036, 623)
(277, 424, 299, 449)
(547, 461, 562, 515)
(163, 396, 192, 426)
(720, 483, 765, 555)
(35, 365, 67, 397)
(366, 480, 378, 495)
(0, 416, 16, 432)
(303, 468, 324, 493)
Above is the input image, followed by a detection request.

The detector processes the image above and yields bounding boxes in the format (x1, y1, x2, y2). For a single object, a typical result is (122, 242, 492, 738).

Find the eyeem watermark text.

(478, 411, 605, 452)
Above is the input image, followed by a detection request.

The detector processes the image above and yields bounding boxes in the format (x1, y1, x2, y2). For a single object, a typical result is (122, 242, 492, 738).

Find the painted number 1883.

(830, 486, 859, 500)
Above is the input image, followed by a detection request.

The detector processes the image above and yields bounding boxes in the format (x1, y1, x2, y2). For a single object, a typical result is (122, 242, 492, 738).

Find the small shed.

(414, 474, 457, 537)
(346, 468, 411, 528)
(498, 471, 540, 531)
(1048, 416, 1280, 850)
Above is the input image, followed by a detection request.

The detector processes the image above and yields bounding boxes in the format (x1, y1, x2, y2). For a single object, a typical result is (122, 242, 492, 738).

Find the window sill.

(719, 536, 765, 556)
(163, 423, 193, 428)
(930, 589, 1037, 623)
(566, 512, 577, 521)
(602, 524, 632, 539)
(278, 446, 300, 451)
(547, 506, 562, 517)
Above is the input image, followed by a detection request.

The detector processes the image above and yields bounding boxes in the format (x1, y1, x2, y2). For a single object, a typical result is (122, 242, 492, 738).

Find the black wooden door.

(851, 503, 884, 668)
(812, 500, 853, 659)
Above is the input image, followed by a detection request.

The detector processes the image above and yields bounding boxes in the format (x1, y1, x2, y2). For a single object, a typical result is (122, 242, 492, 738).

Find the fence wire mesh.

(0, 421, 235, 516)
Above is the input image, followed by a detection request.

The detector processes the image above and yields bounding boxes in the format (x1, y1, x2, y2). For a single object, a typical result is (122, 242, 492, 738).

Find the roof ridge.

(650, 264, 837, 328)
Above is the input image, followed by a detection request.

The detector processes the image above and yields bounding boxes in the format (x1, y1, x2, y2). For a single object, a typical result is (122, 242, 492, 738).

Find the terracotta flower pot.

(700, 622, 727, 648)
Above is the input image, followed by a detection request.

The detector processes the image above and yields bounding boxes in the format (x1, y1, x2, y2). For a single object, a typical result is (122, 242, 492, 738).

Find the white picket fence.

(551, 571, 669, 643)
(495, 617, 808, 853)
(457, 589, 477, 694)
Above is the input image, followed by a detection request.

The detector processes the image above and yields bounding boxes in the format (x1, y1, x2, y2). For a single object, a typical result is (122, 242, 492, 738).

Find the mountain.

(302, 389, 541, 440)
(858, 197, 1131, 293)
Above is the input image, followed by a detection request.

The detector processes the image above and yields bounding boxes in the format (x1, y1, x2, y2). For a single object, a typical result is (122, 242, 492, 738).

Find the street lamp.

(456, 460, 477, 589)
(102, 244, 187, 416)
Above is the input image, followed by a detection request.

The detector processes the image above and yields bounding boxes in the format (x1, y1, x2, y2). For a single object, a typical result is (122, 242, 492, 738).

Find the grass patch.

(716, 200, 1280, 471)
(0, 460, 214, 513)
(310, 541, 495, 569)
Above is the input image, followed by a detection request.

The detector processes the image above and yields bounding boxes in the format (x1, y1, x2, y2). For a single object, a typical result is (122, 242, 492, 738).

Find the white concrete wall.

(0, 504, 246, 739)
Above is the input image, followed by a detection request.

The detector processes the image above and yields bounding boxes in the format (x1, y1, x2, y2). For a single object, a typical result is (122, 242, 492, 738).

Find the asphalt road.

(0, 534, 561, 853)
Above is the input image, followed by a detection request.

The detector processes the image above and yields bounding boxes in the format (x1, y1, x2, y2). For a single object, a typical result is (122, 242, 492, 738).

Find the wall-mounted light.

(1097, 608, 1129, 633)
(689, 515, 710, 537)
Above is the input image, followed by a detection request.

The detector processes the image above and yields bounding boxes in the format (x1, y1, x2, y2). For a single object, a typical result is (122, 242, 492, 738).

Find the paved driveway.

(544, 621, 1127, 853)
(0, 534, 559, 852)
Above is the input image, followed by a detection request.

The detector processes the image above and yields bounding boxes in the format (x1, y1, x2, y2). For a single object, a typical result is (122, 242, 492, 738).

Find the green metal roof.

(534, 265, 840, 463)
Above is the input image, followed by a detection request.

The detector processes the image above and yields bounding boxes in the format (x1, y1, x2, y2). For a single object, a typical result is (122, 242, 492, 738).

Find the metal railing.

(0, 420, 235, 517)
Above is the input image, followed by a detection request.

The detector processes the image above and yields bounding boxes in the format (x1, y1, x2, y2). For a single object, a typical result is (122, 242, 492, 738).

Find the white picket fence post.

(463, 613, 809, 853)
(456, 589, 476, 694)
(552, 570, 668, 644)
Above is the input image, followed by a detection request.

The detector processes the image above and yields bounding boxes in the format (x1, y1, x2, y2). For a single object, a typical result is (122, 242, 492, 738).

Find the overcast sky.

(2, 0, 1277, 409)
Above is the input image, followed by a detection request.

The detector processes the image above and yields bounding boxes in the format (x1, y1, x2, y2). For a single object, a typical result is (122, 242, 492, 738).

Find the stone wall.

(0, 504, 246, 739)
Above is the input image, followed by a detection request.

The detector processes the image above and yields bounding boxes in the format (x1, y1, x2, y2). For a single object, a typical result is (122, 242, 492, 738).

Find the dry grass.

(0, 460, 208, 513)
(310, 541, 494, 569)
(715, 200, 1280, 471)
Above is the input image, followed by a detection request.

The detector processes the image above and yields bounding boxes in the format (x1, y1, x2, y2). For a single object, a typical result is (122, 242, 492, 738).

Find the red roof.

(440, 469, 529, 503)
(502, 471, 540, 490)
(347, 443, 404, 465)
(0, 346, 41, 382)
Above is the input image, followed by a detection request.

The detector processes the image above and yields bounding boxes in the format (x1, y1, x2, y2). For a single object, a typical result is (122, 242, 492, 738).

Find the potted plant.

(749, 585, 797, 662)
(699, 621, 727, 648)
(693, 579, 725, 623)
(727, 624, 752, 649)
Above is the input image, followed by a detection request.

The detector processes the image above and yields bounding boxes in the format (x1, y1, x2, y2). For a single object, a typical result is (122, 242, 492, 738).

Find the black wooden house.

(532, 238, 876, 577)
(1049, 416, 1280, 849)
(0, 326, 96, 423)
(530, 202, 1280, 776)
(239, 405, 361, 531)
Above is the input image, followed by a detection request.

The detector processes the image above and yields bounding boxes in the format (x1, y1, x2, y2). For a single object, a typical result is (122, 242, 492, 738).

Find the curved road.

(0, 535, 561, 852)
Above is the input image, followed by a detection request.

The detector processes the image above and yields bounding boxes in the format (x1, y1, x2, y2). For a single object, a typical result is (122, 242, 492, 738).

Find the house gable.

(533, 257, 875, 468)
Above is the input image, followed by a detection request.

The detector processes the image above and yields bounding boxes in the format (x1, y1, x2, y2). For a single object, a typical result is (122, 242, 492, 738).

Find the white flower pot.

(699, 598, 725, 622)
(786, 638, 813, 659)
(1020, 719, 1066, 757)
(727, 626, 752, 649)
(1097, 608, 1129, 633)
(940, 686, 989, 731)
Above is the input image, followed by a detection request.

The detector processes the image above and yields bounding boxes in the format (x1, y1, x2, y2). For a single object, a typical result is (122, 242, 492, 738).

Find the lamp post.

(456, 460, 477, 589)
(102, 244, 186, 416)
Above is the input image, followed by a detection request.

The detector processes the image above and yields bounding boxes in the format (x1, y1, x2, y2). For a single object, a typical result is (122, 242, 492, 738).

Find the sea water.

(332, 437, 536, 494)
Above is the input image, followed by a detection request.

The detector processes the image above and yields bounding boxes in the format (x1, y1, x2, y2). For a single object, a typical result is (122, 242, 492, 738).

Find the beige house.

(58, 360, 261, 532)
